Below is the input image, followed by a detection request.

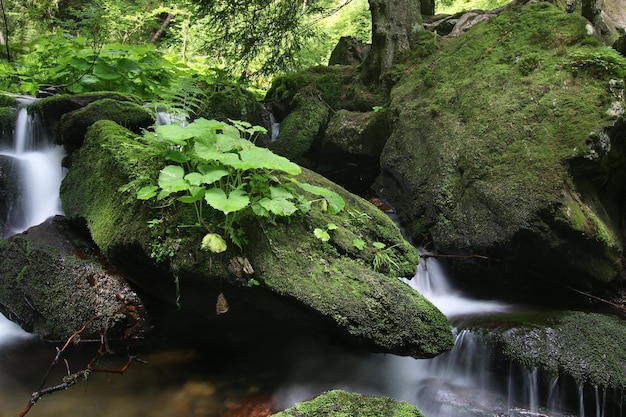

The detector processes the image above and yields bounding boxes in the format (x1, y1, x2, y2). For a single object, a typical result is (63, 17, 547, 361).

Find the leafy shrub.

(137, 118, 345, 253)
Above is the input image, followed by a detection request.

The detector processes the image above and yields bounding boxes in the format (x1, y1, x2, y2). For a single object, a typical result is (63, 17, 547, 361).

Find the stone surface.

(0, 216, 150, 340)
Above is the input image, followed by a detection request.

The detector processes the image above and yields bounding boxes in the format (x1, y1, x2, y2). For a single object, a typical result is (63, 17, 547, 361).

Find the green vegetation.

(137, 117, 345, 253)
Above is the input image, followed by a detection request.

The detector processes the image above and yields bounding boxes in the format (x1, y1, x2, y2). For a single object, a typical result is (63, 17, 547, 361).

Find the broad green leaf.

(297, 182, 345, 214)
(178, 186, 205, 203)
(326, 223, 338, 230)
(204, 188, 249, 214)
(155, 123, 194, 145)
(184, 172, 204, 187)
(199, 166, 229, 184)
(258, 197, 298, 216)
(251, 202, 270, 217)
(270, 186, 295, 200)
(314, 228, 331, 242)
(166, 150, 190, 163)
(373, 242, 386, 250)
(353, 239, 366, 250)
(93, 60, 121, 80)
(238, 147, 301, 174)
(201, 233, 227, 253)
(214, 133, 241, 152)
(195, 141, 243, 167)
(137, 185, 157, 200)
(158, 165, 189, 194)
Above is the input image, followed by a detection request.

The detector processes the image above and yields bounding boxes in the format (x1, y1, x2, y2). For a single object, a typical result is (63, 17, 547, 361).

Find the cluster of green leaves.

(138, 118, 345, 253)
(314, 222, 401, 273)
(0, 32, 187, 97)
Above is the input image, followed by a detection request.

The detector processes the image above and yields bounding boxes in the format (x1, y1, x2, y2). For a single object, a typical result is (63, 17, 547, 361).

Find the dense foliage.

(0, 0, 373, 96)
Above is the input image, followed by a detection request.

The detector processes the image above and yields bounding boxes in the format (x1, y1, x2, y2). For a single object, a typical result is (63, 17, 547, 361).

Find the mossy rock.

(271, 390, 424, 417)
(484, 310, 626, 391)
(0, 106, 17, 147)
(269, 92, 330, 164)
(0, 94, 18, 108)
(29, 91, 143, 138)
(0, 216, 150, 340)
(375, 3, 626, 298)
(60, 120, 454, 358)
(55, 98, 154, 152)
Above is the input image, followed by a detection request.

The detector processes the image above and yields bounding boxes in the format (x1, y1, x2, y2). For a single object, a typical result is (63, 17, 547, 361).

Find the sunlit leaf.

(201, 233, 227, 253)
(204, 188, 249, 214)
(137, 185, 157, 200)
(158, 165, 189, 194)
(258, 197, 298, 216)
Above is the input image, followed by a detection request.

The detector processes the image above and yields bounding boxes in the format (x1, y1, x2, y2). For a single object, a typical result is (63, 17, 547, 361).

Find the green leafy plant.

(371, 241, 400, 273)
(313, 223, 338, 242)
(137, 117, 345, 254)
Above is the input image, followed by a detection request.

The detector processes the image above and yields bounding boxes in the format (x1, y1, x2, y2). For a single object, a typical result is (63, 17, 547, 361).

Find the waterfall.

(0, 99, 65, 239)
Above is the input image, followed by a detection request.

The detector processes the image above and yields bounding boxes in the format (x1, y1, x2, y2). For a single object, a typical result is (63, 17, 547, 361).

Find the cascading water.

(0, 98, 65, 239)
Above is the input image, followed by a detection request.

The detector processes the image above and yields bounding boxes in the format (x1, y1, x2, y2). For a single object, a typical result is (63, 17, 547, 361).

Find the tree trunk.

(363, 0, 422, 82)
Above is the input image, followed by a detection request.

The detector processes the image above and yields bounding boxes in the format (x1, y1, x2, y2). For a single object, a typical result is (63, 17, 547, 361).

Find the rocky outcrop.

(58, 119, 453, 358)
(53, 97, 155, 152)
(484, 310, 626, 393)
(0, 216, 150, 340)
(374, 3, 626, 301)
(271, 390, 424, 417)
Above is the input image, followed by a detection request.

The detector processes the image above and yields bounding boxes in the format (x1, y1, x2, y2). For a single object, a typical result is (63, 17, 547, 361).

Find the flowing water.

(0, 105, 623, 416)
(0, 99, 65, 238)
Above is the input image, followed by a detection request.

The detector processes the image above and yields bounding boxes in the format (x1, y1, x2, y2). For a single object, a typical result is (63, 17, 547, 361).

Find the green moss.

(60, 120, 158, 254)
(55, 98, 155, 150)
(245, 170, 453, 358)
(271, 390, 424, 417)
(381, 3, 625, 270)
(0, 94, 18, 108)
(488, 311, 626, 389)
(269, 92, 329, 163)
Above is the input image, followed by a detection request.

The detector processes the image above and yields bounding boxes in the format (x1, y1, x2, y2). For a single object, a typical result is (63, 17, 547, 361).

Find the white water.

(0, 101, 65, 237)
(402, 254, 511, 318)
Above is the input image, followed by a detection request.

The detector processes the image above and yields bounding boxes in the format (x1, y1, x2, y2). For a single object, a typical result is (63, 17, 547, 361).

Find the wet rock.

(0, 216, 151, 340)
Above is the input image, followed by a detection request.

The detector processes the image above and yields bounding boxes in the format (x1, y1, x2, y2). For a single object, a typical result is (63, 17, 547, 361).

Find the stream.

(0, 101, 623, 417)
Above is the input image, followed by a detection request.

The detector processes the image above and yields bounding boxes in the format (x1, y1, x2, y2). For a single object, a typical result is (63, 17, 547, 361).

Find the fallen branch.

(17, 321, 146, 417)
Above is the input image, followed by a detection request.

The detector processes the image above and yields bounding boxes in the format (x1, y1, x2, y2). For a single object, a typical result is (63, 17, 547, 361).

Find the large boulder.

(59, 119, 454, 358)
(482, 310, 626, 403)
(374, 3, 626, 302)
(0, 216, 150, 340)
